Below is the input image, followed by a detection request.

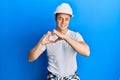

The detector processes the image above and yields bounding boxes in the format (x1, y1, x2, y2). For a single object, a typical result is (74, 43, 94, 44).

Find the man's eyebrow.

(58, 16, 63, 18)
(58, 16, 63, 19)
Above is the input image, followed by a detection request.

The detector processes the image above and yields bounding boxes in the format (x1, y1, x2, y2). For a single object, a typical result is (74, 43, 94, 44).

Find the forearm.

(28, 42, 44, 62)
(65, 36, 90, 56)
(28, 31, 54, 62)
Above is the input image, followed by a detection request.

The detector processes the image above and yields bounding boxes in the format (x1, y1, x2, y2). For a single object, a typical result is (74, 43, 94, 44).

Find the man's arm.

(28, 42, 44, 62)
(28, 31, 54, 62)
(65, 36, 90, 56)
(53, 30, 90, 56)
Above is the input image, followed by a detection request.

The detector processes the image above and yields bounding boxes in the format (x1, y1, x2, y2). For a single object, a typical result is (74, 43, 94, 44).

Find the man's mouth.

(61, 24, 66, 27)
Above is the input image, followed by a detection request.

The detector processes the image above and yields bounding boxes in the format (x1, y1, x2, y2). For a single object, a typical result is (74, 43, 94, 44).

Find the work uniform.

(42, 30, 84, 80)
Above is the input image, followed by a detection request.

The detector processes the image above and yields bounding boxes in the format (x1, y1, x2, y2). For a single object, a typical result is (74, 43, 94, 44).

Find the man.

(28, 3, 90, 80)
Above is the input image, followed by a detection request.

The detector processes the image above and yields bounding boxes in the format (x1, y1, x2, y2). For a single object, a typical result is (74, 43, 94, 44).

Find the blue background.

(0, 0, 120, 80)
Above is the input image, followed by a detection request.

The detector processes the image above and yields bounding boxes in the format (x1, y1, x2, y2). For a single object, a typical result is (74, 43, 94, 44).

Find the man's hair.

(55, 13, 71, 20)
(55, 13, 59, 20)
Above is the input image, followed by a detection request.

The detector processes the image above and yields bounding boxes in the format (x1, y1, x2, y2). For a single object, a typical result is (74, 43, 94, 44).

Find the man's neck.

(56, 29, 68, 34)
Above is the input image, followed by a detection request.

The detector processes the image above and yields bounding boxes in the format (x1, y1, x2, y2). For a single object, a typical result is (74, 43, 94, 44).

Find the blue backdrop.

(0, 0, 120, 80)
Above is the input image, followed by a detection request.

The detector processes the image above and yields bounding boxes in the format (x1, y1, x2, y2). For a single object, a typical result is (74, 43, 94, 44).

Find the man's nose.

(61, 19, 65, 24)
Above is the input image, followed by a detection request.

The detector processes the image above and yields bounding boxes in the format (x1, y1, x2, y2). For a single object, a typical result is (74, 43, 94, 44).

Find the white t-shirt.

(42, 29, 84, 77)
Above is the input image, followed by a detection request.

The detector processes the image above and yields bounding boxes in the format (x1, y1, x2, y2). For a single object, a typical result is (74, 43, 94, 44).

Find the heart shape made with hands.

(41, 30, 63, 45)
(49, 35, 63, 43)
(50, 30, 65, 42)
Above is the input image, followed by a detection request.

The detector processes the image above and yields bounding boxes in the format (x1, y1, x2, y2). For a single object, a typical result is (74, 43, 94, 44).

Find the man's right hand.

(40, 31, 55, 45)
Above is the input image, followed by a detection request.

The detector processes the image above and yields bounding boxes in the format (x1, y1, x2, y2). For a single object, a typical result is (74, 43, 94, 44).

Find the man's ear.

(55, 13, 59, 21)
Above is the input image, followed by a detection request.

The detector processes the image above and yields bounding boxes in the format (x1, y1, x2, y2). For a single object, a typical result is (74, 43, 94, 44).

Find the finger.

(47, 31, 51, 34)
(44, 31, 50, 37)
(43, 31, 51, 40)
(52, 29, 56, 34)
(46, 31, 52, 36)
(40, 34, 46, 40)
(49, 40, 56, 44)
(55, 37, 63, 42)
(53, 30, 61, 37)
(55, 39, 59, 42)
(48, 31, 51, 33)
(51, 29, 56, 35)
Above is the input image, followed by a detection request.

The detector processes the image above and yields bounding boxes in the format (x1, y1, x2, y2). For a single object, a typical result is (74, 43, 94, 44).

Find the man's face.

(56, 13, 71, 31)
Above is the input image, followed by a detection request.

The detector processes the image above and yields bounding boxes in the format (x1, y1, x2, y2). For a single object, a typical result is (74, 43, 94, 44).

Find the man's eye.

(65, 18, 69, 21)
(58, 17, 62, 20)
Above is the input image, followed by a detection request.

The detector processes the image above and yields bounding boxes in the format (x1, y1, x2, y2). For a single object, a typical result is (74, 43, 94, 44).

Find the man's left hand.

(53, 30, 67, 42)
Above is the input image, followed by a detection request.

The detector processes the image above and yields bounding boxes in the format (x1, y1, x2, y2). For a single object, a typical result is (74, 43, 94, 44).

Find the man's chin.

(60, 26, 67, 29)
(57, 26, 68, 30)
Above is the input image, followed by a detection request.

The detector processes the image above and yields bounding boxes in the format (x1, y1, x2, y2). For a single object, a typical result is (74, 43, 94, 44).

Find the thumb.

(49, 40, 56, 43)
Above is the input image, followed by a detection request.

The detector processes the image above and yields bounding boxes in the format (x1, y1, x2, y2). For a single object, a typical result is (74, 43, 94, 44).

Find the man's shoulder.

(67, 29, 79, 39)
(68, 29, 80, 35)
(68, 29, 84, 41)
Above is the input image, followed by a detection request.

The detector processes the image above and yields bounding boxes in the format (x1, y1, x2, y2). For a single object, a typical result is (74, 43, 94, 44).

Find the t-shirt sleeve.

(39, 35, 46, 52)
(75, 32, 84, 42)
(41, 45, 46, 52)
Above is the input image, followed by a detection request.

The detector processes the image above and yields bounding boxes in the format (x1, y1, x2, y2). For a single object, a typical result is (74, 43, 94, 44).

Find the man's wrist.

(39, 41, 45, 45)
(64, 35, 69, 41)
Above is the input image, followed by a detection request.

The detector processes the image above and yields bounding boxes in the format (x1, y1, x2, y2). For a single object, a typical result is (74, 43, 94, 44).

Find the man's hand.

(53, 30, 67, 42)
(40, 31, 55, 45)
(40, 30, 68, 44)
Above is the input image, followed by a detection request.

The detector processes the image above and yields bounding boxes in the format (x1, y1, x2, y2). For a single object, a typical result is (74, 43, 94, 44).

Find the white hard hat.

(54, 3, 73, 17)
